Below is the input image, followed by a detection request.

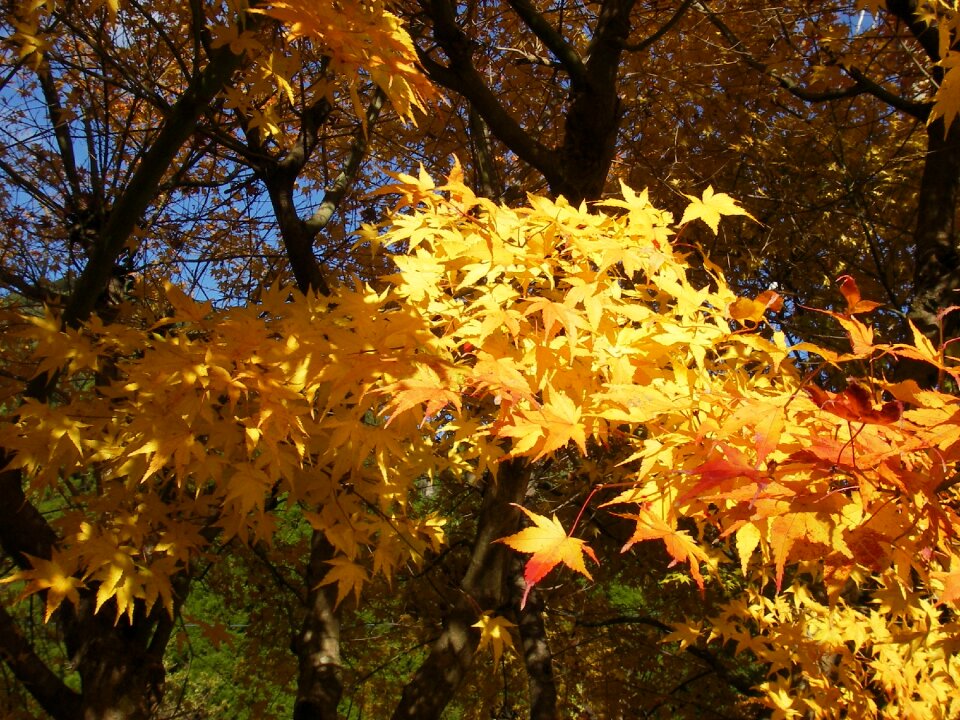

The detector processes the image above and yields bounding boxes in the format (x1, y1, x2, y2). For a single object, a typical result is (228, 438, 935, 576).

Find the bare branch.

(0, 603, 82, 720)
(61, 30, 250, 328)
(622, 0, 695, 53)
(418, 0, 565, 190)
(33, 55, 84, 204)
(841, 63, 931, 119)
(505, 0, 588, 88)
(697, 0, 865, 103)
(306, 88, 385, 232)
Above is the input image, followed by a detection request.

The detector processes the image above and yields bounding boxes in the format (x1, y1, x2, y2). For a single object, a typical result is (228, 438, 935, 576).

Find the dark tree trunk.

(552, 0, 634, 203)
(391, 460, 530, 720)
(416, 0, 636, 206)
(510, 564, 558, 720)
(65, 597, 174, 720)
(910, 117, 960, 344)
(292, 533, 343, 720)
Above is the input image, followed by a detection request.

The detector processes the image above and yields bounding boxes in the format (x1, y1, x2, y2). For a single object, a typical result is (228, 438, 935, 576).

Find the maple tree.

(1, 1, 960, 720)
(402, 0, 960, 353)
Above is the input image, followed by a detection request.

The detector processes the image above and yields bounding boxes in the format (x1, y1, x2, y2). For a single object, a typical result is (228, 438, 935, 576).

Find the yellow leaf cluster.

(252, 0, 435, 124)
(922, 1, 960, 132)
(3, 163, 960, 717)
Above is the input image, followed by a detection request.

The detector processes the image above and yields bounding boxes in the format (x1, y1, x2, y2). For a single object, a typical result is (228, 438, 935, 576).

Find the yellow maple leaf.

(473, 612, 517, 666)
(381, 363, 462, 426)
(498, 391, 586, 461)
(680, 186, 756, 234)
(663, 620, 703, 650)
(466, 353, 537, 409)
(498, 505, 597, 607)
(730, 520, 762, 573)
(537, 391, 587, 458)
(931, 51, 960, 133)
(319, 557, 368, 606)
(2, 554, 82, 622)
(251, 0, 435, 123)
(770, 512, 833, 591)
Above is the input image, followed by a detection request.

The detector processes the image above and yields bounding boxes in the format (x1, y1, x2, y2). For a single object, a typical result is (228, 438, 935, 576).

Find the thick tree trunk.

(417, 0, 634, 206)
(910, 118, 960, 343)
(71, 610, 170, 720)
(391, 460, 530, 720)
(510, 567, 558, 720)
(468, 107, 504, 200)
(884, 1, 960, 364)
(292, 533, 344, 720)
(390, 601, 480, 720)
(552, 0, 634, 203)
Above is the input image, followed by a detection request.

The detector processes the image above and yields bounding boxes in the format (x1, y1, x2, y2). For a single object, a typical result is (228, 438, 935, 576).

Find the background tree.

(402, 0, 959, 350)
(1, 2, 959, 720)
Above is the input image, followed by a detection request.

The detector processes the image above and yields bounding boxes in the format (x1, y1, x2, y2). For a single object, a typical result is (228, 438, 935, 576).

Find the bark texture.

(292, 534, 344, 720)
(391, 460, 530, 720)
(417, 0, 637, 205)
(511, 564, 558, 720)
(910, 118, 960, 344)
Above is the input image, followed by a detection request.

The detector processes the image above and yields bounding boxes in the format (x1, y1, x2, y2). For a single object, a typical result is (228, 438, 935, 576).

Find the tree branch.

(841, 63, 931, 119)
(697, 0, 865, 103)
(34, 54, 84, 204)
(586, 0, 637, 73)
(0, 601, 82, 720)
(0, 460, 59, 571)
(505, 0, 588, 88)
(575, 614, 760, 697)
(553, 0, 635, 201)
(510, 562, 557, 720)
(391, 460, 530, 719)
(60, 28, 250, 329)
(418, 0, 565, 190)
(306, 88, 385, 232)
(700, 0, 929, 119)
(622, 0, 695, 53)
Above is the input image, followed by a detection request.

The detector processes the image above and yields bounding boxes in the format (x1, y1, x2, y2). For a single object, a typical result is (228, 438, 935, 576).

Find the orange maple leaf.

(619, 509, 709, 589)
(498, 505, 598, 608)
(836, 275, 882, 315)
(728, 289, 783, 327)
(678, 443, 766, 504)
(802, 276, 879, 356)
(805, 381, 902, 425)
(934, 569, 960, 605)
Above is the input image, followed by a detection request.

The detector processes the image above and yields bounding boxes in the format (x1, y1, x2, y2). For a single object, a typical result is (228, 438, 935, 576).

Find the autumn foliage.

(3, 0, 960, 719)
(2, 161, 958, 717)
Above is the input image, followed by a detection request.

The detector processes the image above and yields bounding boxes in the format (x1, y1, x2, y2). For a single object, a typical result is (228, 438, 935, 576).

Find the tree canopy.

(1, 1, 959, 719)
